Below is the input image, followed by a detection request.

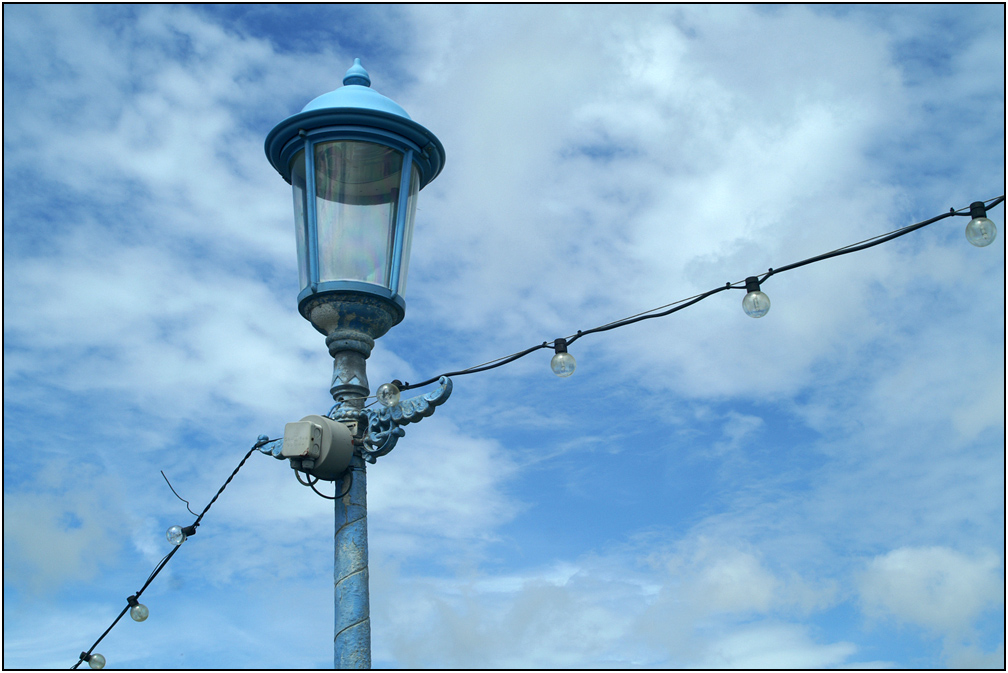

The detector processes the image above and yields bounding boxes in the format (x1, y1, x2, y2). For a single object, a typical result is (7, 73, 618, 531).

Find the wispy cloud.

(3, 4, 1003, 669)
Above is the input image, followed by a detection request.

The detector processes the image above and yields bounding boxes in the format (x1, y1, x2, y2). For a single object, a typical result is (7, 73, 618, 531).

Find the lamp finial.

(343, 58, 371, 87)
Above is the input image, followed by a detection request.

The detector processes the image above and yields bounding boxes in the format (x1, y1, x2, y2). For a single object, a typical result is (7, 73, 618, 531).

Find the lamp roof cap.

(264, 59, 445, 187)
(300, 59, 411, 120)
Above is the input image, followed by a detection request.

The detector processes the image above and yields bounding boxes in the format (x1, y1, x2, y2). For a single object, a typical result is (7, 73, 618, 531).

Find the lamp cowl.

(265, 60, 445, 189)
(300, 59, 410, 119)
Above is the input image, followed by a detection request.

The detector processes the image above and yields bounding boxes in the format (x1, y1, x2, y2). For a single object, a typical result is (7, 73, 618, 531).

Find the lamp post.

(264, 59, 450, 669)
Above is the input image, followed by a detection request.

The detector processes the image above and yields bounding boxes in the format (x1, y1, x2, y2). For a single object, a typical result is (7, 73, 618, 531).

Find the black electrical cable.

(398, 196, 1004, 393)
(161, 470, 198, 517)
(311, 469, 353, 500)
(72, 605, 130, 670)
(565, 283, 737, 346)
(762, 196, 1004, 282)
(311, 481, 337, 499)
(402, 341, 556, 391)
(295, 467, 354, 500)
(189, 442, 261, 531)
(72, 436, 273, 670)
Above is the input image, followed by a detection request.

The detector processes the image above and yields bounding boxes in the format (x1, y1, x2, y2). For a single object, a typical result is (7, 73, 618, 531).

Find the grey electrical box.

(282, 415, 354, 481)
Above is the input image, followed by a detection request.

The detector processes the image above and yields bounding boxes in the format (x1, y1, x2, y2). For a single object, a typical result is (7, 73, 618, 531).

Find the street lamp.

(264, 59, 453, 669)
(265, 57, 445, 406)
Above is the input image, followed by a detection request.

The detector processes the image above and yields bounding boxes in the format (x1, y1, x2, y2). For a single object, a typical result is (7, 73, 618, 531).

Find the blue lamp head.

(265, 59, 446, 339)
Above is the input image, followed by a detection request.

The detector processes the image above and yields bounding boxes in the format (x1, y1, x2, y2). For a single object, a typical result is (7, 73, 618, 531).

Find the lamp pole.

(333, 452, 370, 668)
(264, 59, 450, 668)
(323, 295, 393, 669)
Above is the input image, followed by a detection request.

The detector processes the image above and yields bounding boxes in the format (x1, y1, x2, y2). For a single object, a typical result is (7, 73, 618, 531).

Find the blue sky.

(3, 4, 1004, 669)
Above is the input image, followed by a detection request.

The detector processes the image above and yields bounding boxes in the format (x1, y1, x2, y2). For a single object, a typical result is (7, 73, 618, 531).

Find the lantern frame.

(265, 60, 445, 329)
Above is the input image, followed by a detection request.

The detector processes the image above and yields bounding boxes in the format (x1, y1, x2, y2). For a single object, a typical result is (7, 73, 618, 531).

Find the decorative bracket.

(334, 376, 453, 463)
(257, 438, 285, 458)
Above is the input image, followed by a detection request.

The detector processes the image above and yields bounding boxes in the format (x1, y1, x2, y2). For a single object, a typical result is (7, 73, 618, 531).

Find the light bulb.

(742, 291, 771, 318)
(166, 525, 186, 546)
(550, 338, 576, 377)
(87, 653, 106, 670)
(376, 382, 401, 407)
(130, 602, 149, 622)
(966, 216, 996, 246)
(551, 352, 576, 377)
(742, 276, 770, 318)
(966, 217, 996, 246)
(965, 202, 997, 247)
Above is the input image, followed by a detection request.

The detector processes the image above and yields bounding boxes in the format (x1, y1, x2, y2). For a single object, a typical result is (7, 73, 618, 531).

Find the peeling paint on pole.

(334, 453, 370, 669)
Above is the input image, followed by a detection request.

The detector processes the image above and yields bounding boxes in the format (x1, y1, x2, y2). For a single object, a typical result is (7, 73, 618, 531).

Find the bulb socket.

(554, 338, 568, 354)
(969, 201, 988, 219)
(744, 276, 762, 293)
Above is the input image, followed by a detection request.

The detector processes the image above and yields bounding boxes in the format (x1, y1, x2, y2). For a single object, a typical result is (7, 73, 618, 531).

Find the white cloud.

(372, 554, 657, 667)
(690, 546, 779, 614)
(710, 411, 765, 456)
(699, 622, 857, 669)
(945, 642, 1006, 670)
(2, 468, 126, 593)
(370, 534, 851, 668)
(389, 3, 981, 415)
(860, 546, 1004, 636)
(3, 225, 330, 428)
(368, 417, 521, 559)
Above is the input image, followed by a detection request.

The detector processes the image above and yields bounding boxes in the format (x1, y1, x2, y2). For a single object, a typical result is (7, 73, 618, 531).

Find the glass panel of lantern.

(290, 149, 310, 292)
(396, 164, 420, 296)
(314, 140, 404, 288)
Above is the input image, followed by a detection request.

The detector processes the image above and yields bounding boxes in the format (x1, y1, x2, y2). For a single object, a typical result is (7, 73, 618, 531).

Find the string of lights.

(390, 196, 1003, 394)
(71, 435, 280, 670)
(67, 196, 1003, 665)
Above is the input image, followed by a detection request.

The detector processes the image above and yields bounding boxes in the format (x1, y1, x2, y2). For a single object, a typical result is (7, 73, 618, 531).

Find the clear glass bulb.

(166, 525, 186, 546)
(742, 290, 771, 318)
(88, 653, 106, 670)
(130, 603, 149, 622)
(551, 352, 576, 377)
(376, 382, 401, 407)
(965, 216, 997, 247)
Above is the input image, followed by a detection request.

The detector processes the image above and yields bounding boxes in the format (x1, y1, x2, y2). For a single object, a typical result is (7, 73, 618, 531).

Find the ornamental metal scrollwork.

(256, 438, 285, 458)
(355, 376, 453, 463)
